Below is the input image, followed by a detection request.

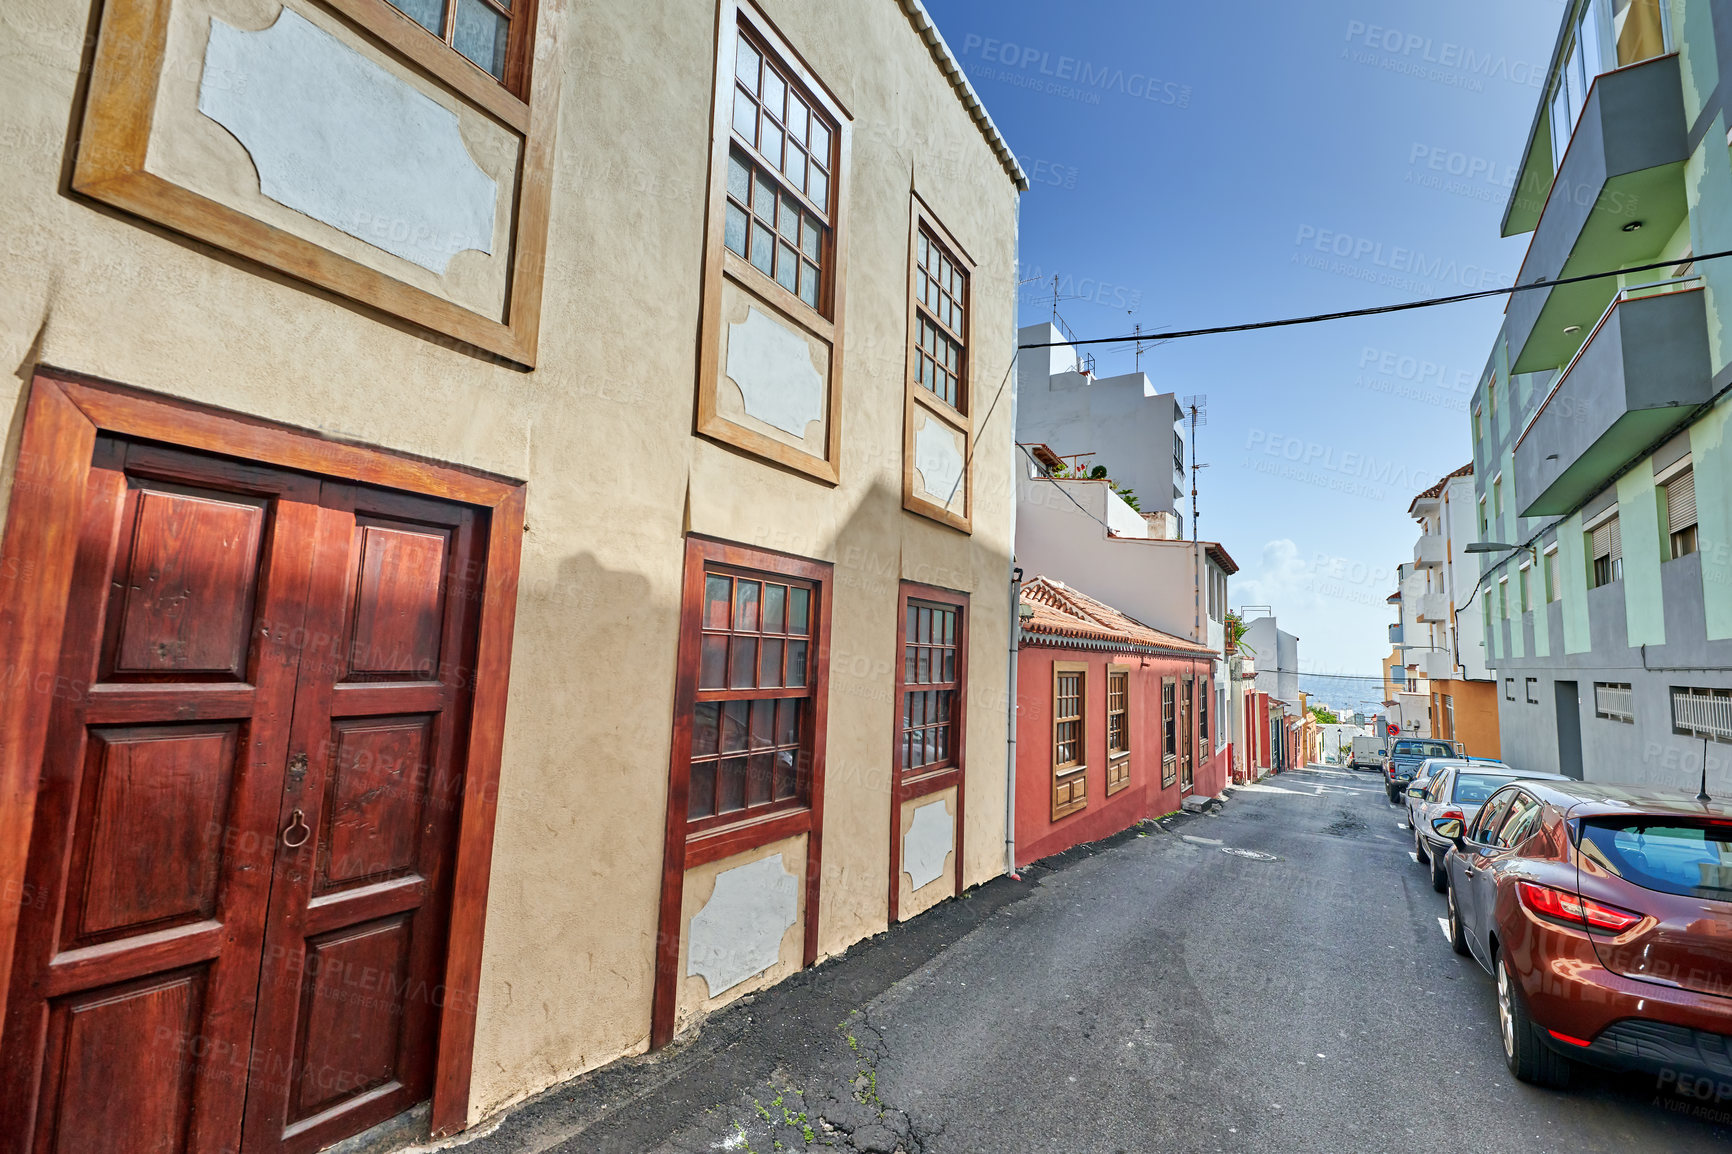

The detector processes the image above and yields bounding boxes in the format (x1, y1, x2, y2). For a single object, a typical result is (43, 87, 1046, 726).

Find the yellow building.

(0, 0, 1025, 1147)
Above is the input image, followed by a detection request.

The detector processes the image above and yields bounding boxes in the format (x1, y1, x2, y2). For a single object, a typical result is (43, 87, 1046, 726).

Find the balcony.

(1515, 278, 1710, 518)
(1504, 54, 1687, 375)
(1388, 622, 1403, 645)
(1417, 594, 1449, 623)
(1418, 650, 1455, 681)
(1413, 533, 1446, 569)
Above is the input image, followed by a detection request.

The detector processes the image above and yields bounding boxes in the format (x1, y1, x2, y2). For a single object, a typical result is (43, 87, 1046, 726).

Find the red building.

(1015, 578, 1227, 866)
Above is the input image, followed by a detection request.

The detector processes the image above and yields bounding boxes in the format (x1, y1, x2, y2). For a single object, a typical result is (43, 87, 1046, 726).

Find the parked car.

(1383, 738, 1460, 803)
(1407, 761, 1569, 892)
(1350, 734, 1387, 772)
(1435, 780, 1732, 1088)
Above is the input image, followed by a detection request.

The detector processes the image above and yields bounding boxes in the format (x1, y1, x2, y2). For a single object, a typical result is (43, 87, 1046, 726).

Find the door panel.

(1, 442, 319, 1154)
(242, 485, 479, 1153)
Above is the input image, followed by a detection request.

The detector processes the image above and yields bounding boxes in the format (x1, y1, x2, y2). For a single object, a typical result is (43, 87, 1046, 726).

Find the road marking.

(1182, 834, 1224, 846)
(1396, 822, 1408, 830)
(1437, 917, 1452, 944)
(1408, 852, 1419, 863)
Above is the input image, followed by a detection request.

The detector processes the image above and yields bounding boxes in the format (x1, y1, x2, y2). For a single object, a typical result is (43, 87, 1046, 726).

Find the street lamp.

(1465, 541, 1538, 564)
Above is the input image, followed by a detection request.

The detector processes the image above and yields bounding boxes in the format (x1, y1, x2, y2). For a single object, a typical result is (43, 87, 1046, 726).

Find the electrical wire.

(1016, 248, 1726, 350)
(942, 351, 1018, 509)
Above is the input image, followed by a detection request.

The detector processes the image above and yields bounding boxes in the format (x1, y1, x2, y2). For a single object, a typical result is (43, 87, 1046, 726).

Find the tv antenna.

(1184, 395, 1208, 543)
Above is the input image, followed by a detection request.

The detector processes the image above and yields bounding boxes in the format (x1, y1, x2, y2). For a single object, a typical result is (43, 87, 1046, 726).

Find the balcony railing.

(1413, 534, 1446, 569)
(1673, 689, 1732, 742)
(1417, 594, 1449, 623)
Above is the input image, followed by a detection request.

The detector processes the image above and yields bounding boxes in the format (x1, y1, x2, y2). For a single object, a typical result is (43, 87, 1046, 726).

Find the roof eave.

(897, 0, 1029, 192)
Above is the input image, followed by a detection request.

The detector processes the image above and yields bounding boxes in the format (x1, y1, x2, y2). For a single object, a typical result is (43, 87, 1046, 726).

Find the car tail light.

(1517, 881, 1644, 933)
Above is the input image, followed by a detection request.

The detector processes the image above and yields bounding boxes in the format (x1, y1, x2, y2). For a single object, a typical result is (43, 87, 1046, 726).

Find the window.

(1473, 406, 1484, 446)
(1198, 678, 1210, 746)
(1161, 677, 1178, 788)
(1471, 787, 1519, 842)
(1443, 695, 1456, 739)
(1594, 681, 1634, 723)
(900, 600, 960, 775)
(1106, 666, 1131, 795)
(1590, 515, 1622, 587)
(1181, 676, 1196, 789)
(1544, 547, 1560, 602)
(1666, 469, 1698, 559)
(1478, 497, 1488, 535)
(698, 6, 851, 483)
(1495, 791, 1545, 848)
(384, 0, 527, 86)
(1525, 677, 1539, 704)
(903, 203, 976, 529)
(1505, 677, 1516, 701)
(725, 31, 836, 311)
(1519, 565, 1531, 612)
(1052, 663, 1088, 818)
(1488, 379, 1499, 424)
(913, 228, 967, 409)
(1493, 475, 1503, 519)
(1498, 577, 1508, 618)
(687, 564, 819, 829)
(1672, 686, 1732, 743)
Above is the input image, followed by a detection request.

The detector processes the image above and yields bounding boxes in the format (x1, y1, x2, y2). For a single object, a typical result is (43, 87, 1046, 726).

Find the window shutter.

(1667, 471, 1697, 534)
(1608, 515, 1621, 562)
(1593, 519, 1613, 560)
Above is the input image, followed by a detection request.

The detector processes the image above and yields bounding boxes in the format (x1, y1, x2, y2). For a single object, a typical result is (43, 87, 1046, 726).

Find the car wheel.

(1429, 848, 1447, 893)
(1413, 826, 1429, 864)
(1497, 952, 1572, 1088)
(1446, 881, 1470, 957)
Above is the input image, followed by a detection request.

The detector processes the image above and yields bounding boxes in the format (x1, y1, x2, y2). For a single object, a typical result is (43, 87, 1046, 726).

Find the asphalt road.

(432, 766, 1732, 1154)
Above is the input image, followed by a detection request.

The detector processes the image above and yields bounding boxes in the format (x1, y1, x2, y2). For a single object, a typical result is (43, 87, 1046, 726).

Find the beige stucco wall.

(0, 0, 1019, 1128)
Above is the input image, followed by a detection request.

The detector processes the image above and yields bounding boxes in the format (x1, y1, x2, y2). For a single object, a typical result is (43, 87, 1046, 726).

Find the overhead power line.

(1017, 249, 1723, 350)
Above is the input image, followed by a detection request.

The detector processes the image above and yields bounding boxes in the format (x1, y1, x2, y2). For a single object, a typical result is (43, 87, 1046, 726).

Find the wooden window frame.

(1180, 674, 1195, 791)
(1161, 675, 1178, 788)
(901, 196, 975, 532)
(697, 0, 853, 485)
(652, 535, 833, 1049)
(372, 0, 538, 96)
(1105, 664, 1131, 796)
(1051, 662, 1088, 819)
(887, 583, 968, 922)
(0, 367, 526, 1137)
(69, 0, 559, 365)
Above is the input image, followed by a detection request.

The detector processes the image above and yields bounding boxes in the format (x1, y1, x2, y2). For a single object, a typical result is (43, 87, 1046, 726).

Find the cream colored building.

(0, 0, 1025, 1148)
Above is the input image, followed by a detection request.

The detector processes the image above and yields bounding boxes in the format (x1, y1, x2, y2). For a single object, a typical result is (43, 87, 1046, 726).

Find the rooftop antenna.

(1184, 395, 1208, 544)
(1132, 322, 1147, 372)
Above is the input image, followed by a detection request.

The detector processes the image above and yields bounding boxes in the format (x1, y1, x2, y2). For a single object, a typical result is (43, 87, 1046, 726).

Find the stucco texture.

(0, 0, 1020, 1127)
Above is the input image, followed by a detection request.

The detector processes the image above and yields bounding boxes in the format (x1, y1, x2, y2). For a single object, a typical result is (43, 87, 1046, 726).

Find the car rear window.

(1452, 773, 1514, 804)
(1579, 820, 1732, 901)
(1396, 741, 1453, 758)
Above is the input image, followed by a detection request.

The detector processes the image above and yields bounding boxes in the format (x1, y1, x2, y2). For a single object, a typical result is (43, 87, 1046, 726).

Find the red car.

(1435, 780, 1732, 1089)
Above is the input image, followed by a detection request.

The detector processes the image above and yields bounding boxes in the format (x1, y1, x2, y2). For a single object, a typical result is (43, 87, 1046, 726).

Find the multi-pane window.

(725, 30, 835, 311)
(1519, 566, 1531, 612)
(1198, 678, 1210, 746)
(913, 229, 967, 409)
(1054, 672, 1084, 769)
(1052, 664, 1087, 817)
(1161, 677, 1177, 789)
(1544, 548, 1560, 602)
(1107, 670, 1130, 756)
(689, 568, 815, 826)
(386, 0, 520, 85)
(1666, 469, 1698, 559)
(1180, 677, 1195, 789)
(902, 602, 959, 773)
(1591, 515, 1622, 587)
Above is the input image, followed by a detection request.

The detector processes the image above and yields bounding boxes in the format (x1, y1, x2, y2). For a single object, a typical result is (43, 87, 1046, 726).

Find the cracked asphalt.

(417, 766, 1732, 1154)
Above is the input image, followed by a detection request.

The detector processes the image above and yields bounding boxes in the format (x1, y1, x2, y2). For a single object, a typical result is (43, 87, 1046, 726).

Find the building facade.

(0, 0, 1026, 1147)
(1014, 578, 1220, 865)
(1390, 465, 1501, 757)
(1469, 0, 1732, 794)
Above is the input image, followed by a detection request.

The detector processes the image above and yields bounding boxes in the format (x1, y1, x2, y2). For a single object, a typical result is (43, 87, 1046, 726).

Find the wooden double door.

(2, 436, 482, 1153)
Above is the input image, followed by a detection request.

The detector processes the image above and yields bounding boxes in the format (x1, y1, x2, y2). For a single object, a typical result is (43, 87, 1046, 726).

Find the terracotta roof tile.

(1019, 576, 1214, 655)
(1409, 462, 1473, 509)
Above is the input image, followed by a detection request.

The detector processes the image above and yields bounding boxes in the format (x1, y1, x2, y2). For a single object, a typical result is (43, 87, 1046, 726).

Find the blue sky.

(925, 0, 1564, 690)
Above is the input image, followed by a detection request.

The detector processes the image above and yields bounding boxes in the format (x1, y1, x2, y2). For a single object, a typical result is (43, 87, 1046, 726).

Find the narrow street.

(431, 768, 1731, 1154)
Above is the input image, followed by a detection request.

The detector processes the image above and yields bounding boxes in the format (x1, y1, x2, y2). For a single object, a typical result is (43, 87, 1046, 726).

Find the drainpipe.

(1006, 564, 1022, 876)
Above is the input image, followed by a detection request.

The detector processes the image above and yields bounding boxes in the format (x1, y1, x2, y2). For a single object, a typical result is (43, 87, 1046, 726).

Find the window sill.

(1053, 765, 1086, 780)
(685, 806, 814, 868)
